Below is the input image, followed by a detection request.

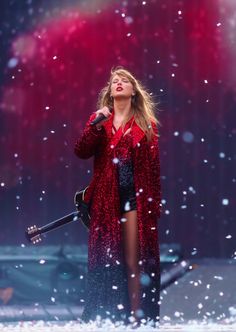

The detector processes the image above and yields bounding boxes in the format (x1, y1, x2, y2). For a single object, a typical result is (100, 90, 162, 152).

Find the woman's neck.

(113, 98, 132, 120)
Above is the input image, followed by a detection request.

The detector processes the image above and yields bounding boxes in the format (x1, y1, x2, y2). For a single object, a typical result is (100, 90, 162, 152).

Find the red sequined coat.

(74, 112, 162, 321)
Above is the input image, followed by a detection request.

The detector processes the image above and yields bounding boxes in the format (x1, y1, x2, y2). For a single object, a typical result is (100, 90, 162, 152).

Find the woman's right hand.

(95, 106, 112, 129)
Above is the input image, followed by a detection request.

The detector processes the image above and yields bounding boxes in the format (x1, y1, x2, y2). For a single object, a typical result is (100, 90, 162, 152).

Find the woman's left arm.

(148, 123, 162, 219)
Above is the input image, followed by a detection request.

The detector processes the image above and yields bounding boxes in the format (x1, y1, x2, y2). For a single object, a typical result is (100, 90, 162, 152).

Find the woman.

(74, 67, 162, 326)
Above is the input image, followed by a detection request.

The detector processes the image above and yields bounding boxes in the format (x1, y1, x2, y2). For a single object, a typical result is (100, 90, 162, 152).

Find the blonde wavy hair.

(97, 67, 161, 141)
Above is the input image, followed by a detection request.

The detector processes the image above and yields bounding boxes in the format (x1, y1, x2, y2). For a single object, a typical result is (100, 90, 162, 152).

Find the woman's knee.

(125, 258, 139, 275)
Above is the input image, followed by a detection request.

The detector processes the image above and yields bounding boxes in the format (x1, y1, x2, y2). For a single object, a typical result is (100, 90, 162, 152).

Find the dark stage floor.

(0, 247, 235, 331)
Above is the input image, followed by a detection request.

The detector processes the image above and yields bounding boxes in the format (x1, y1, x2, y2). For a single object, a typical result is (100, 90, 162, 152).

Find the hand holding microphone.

(90, 106, 112, 129)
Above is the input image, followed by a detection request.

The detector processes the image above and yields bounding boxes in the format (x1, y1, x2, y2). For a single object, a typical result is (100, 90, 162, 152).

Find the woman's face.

(110, 74, 135, 99)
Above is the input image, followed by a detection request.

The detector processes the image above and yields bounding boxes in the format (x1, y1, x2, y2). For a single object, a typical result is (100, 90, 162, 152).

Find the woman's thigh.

(122, 210, 139, 268)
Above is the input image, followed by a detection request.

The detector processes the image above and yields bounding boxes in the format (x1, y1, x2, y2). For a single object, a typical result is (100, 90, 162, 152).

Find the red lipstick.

(116, 87, 123, 91)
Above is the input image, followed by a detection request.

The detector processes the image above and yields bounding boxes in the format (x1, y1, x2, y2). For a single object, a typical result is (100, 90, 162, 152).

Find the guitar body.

(26, 187, 91, 244)
(74, 187, 91, 230)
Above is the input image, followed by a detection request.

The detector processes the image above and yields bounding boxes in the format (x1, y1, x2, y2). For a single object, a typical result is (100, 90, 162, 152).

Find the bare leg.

(122, 210, 141, 320)
(0, 288, 13, 304)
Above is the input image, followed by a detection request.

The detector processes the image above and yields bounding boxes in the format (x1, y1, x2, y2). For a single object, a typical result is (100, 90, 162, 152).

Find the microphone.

(90, 108, 112, 126)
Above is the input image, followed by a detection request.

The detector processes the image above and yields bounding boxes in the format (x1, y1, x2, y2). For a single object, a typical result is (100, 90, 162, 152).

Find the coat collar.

(103, 112, 146, 149)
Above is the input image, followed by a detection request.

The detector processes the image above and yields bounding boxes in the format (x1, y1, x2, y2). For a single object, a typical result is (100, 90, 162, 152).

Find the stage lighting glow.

(182, 131, 194, 143)
(7, 58, 19, 68)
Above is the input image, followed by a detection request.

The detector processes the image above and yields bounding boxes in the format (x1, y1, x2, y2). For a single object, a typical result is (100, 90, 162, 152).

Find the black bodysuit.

(112, 124, 137, 214)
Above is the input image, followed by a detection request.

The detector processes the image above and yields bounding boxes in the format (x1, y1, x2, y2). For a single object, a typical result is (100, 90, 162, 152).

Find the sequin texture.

(74, 112, 162, 322)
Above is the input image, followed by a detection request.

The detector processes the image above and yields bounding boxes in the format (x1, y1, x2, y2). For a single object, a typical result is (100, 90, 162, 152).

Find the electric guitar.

(25, 187, 90, 244)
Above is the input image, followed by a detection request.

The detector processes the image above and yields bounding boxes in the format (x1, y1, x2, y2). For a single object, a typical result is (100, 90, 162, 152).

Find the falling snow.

(0, 1, 235, 330)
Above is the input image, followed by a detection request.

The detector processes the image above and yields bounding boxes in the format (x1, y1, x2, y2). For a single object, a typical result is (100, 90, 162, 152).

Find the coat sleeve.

(147, 123, 162, 219)
(74, 113, 106, 159)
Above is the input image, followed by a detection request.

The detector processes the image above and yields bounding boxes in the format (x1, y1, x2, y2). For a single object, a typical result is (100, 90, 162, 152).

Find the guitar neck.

(38, 211, 79, 235)
(26, 188, 90, 244)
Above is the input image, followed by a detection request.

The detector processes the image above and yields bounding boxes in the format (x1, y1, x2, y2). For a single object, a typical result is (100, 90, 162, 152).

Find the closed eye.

(112, 78, 130, 84)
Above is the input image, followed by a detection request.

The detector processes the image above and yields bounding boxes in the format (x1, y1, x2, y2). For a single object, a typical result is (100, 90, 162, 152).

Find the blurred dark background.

(0, 0, 235, 258)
